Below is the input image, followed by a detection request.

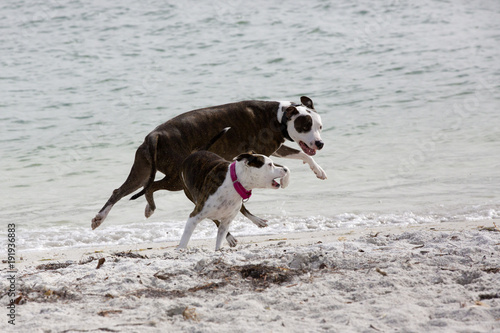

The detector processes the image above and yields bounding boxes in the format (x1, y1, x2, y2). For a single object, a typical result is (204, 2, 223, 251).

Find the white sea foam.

(14, 207, 500, 252)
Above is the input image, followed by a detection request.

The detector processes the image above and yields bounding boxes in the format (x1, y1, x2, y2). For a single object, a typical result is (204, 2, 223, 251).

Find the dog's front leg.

(240, 205, 268, 228)
(178, 214, 203, 249)
(215, 220, 231, 251)
(273, 145, 327, 180)
(212, 220, 238, 247)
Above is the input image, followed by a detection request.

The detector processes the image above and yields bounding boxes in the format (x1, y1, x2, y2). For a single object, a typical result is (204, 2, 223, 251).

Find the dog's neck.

(277, 101, 300, 142)
(230, 162, 252, 201)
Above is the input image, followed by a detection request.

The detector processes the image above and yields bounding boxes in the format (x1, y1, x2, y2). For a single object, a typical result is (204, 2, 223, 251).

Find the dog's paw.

(311, 164, 327, 180)
(226, 234, 238, 247)
(91, 215, 103, 230)
(144, 204, 155, 218)
(249, 216, 268, 228)
(257, 220, 269, 228)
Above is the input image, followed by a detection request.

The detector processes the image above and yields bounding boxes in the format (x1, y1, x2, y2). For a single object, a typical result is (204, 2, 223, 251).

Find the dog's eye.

(268, 163, 272, 167)
(319, 125, 323, 130)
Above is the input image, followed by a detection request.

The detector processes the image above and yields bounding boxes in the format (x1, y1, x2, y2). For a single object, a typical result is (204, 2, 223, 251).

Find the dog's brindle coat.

(91, 96, 325, 230)
(179, 152, 289, 250)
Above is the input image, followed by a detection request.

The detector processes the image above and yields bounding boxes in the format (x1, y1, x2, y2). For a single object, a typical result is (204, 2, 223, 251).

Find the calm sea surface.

(1, 0, 499, 250)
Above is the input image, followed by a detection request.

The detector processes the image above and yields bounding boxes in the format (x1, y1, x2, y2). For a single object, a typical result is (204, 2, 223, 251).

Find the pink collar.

(230, 162, 252, 201)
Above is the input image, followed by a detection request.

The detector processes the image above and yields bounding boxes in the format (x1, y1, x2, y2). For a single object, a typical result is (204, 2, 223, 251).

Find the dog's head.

(282, 96, 324, 156)
(235, 153, 290, 190)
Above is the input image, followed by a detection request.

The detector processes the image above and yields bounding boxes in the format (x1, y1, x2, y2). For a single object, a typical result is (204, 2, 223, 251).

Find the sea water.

(1, 0, 499, 251)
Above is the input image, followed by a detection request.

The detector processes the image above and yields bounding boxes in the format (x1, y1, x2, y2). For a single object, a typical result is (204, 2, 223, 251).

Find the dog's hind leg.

(212, 220, 237, 247)
(142, 175, 184, 218)
(91, 144, 151, 230)
(240, 205, 268, 228)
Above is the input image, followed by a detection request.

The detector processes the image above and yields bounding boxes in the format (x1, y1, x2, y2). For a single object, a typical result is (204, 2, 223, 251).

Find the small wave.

(13, 208, 499, 252)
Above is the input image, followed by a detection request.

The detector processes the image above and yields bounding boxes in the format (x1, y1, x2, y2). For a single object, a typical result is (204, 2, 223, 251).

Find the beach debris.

(479, 293, 499, 300)
(239, 264, 294, 287)
(130, 288, 186, 299)
(153, 271, 175, 281)
(474, 301, 488, 307)
(188, 282, 227, 292)
(375, 268, 387, 276)
(17, 284, 80, 303)
(98, 309, 123, 317)
(478, 223, 500, 232)
(79, 256, 96, 265)
(113, 251, 148, 259)
(96, 258, 106, 269)
(182, 307, 199, 322)
(36, 262, 73, 270)
(193, 260, 301, 289)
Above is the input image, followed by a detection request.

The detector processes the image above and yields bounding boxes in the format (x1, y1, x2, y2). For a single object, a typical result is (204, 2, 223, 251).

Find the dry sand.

(2, 219, 500, 332)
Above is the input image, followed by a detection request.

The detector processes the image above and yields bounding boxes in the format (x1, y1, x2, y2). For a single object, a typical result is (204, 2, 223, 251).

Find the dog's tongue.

(299, 141, 316, 156)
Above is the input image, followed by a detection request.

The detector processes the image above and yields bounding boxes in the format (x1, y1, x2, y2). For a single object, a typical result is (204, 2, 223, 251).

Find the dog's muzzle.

(279, 167, 290, 189)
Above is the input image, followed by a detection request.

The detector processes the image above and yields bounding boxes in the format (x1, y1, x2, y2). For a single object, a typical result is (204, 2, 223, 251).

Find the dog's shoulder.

(182, 151, 229, 188)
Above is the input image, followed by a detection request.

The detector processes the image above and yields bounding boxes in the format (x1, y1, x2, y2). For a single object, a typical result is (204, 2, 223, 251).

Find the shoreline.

(16, 219, 499, 268)
(3, 219, 500, 332)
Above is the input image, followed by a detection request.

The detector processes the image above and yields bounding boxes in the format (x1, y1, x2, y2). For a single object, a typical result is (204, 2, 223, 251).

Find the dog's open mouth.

(299, 141, 316, 156)
(272, 179, 281, 189)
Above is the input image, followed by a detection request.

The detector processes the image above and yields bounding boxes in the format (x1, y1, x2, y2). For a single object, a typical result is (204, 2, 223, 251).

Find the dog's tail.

(130, 133, 159, 201)
(199, 127, 230, 151)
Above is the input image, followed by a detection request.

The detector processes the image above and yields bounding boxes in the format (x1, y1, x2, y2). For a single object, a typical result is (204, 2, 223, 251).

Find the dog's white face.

(235, 153, 290, 190)
(283, 97, 324, 156)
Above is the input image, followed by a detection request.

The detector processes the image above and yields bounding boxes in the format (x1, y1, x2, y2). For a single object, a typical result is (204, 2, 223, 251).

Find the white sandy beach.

(3, 219, 500, 333)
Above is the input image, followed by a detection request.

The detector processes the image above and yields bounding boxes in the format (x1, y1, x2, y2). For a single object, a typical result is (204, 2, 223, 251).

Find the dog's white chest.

(201, 176, 242, 221)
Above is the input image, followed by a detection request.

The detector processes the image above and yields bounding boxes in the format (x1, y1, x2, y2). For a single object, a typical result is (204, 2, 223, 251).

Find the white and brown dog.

(178, 130, 290, 250)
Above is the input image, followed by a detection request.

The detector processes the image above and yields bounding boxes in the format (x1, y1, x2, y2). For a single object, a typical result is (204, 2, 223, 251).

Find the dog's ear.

(235, 153, 264, 168)
(285, 106, 299, 120)
(235, 153, 252, 162)
(300, 96, 315, 110)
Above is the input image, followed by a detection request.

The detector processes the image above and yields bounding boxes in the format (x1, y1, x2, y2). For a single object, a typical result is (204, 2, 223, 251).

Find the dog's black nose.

(315, 140, 324, 150)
